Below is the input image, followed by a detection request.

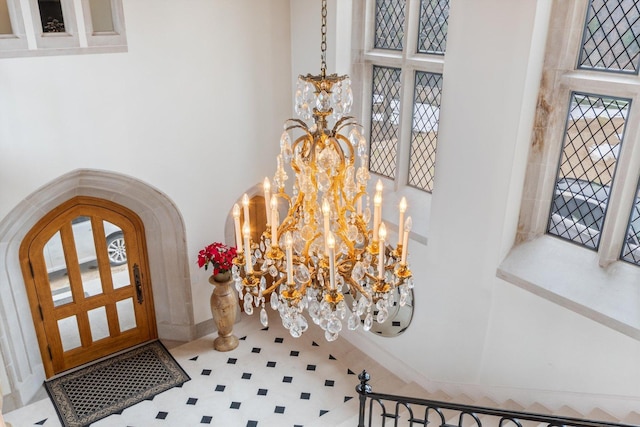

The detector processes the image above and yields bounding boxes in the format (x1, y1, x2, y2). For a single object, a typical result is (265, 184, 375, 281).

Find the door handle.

(133, 263, 144, 304)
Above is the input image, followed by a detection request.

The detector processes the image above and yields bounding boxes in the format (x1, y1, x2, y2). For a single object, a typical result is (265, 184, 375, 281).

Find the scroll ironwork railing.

(356, 371, 637, 427)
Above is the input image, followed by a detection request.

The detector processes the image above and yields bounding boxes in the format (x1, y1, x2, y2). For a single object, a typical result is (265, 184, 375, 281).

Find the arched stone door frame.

(0, 169, 193, 409)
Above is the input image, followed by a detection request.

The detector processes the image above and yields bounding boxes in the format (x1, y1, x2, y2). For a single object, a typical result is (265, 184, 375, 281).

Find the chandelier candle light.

(231, 0, 413, 341)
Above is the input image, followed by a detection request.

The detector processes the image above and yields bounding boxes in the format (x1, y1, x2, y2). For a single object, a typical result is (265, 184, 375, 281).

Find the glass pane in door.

(71, 216, 103, 298)
(104, 220, 129, 289)
(88, 306, 110, 341)
(0, 0, 13, 34)
(116, 298, 136, 332)
(43, 231, 74, 307)
(58, 315, 81, 351)
(89, 0, 114, 32)
(38, 0, 65, 33)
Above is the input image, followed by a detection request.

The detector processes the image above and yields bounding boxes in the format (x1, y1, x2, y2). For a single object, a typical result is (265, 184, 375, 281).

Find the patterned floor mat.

(44, 340, 190, 427)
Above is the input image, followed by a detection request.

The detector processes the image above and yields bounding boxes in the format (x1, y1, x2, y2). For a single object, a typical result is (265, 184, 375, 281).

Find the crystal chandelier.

(231, 0, 413, 341)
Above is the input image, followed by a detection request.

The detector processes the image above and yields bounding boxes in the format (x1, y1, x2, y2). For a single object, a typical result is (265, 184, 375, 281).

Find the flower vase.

(209, 273, 239, 352)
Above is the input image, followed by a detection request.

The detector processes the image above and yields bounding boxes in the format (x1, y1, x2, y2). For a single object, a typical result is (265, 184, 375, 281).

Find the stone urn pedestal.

(209, 272, 239, 352)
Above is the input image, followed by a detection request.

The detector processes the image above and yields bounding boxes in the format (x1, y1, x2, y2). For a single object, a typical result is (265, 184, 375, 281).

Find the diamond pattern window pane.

(621, 180, 640, 265)
(369, 65, 401, 179)
(374, 0, 406, 50)
(417, 0, 449, 54)
(578, 0, 640, 74)
(408, 71, 442, 192)
(547, 93, 629, 249)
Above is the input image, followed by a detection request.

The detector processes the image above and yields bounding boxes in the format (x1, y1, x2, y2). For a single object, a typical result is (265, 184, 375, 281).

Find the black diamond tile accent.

(252, 347, 261, 353)
(247, 421, 258, 427)
(35, 420, 47, 426)
(306, 364, 316, 371)
(347, 369, 356, 375)
(290, 351, 299, 357)
(242, 372, 252, 380)
(392, 321, 401, 327)
(156, 411, 168, 419)
(215, 384, 226, 392)
(320, 409, 329, 416)
(257, 388, 268, 396)
(261, 326, 269, 331)
(294, 425, 303, 427)
(275, 406, 285, 414)
(325, 380, 335, 387)
(201, 369, 212, 376)
(274, 337, 284, 343)
(329, 354, 336, 360)
(201, 415, 213, 424)
(189, 356, 199, 361)
(230, 401, 241, 409)
(283, 376, 293, 383)
(345, 396, 353, 402)
(312, 341, 319, 347)
(300, 392, 311, 400)
(227, 358, 237, 364)
(186, 397, 198, 405)
(267, 361, 276, 368)
(240, 336, 247, 340)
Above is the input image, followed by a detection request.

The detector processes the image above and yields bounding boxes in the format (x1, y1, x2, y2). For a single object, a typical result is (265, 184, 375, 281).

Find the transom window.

(362, 0, 450, 200)
(0, 0, 126, 57)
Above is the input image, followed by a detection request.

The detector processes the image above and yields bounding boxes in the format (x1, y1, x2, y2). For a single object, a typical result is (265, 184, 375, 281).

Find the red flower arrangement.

(197, 242, 237, 275)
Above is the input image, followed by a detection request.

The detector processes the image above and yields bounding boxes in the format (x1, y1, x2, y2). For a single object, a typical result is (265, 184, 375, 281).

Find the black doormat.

(45, 340, 190, 427)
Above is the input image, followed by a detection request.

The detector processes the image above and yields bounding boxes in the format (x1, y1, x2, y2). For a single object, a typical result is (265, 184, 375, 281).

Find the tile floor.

(4, 313, 392, 426)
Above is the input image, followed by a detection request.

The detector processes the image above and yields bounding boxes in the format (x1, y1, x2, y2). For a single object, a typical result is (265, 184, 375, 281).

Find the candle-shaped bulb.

(404, 216, 413, 232)
(327, 231, 336, 249)
(322, 198, 330, 215)
(379, 222, 387, 242)
(399, 197, 407, 213)
(263, 177, 271, 192)
(242, 193, 249, 209)
(374, 193, 382, 206)
(270, 194, 277, 210)
(285, 231, 293, 249)
(233, 203, 240, 218)
(243, 223, 251, 238)
(376, 179, 383, 194)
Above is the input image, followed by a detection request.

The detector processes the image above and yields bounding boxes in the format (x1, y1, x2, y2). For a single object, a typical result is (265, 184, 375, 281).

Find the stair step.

(555, 404, 584, 419)
(587, 407, 620, 423)
(622, 411, 640, 425)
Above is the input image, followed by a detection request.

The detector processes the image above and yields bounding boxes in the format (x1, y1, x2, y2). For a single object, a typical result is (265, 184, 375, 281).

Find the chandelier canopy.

(231, 0, 413, 341)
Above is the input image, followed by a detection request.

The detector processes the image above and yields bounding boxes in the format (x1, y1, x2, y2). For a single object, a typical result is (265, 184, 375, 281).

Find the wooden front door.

(20, 196, 157, 378)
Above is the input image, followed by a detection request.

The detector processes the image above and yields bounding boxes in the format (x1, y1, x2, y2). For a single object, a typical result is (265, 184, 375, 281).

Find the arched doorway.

(20, 196, 157, 378)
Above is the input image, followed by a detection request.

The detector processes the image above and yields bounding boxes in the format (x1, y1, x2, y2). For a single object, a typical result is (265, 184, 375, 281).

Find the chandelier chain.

(321, 0, 327, 78)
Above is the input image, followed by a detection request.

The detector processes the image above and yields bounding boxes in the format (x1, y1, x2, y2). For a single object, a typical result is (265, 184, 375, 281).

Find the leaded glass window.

(578, 0, 640, 74)
(408, 71, 442, 192)
(369, 65, 402, 179)
(374, 0, 406, 50)
(417, 0, 448, 54)
(547, 93, 629, 249)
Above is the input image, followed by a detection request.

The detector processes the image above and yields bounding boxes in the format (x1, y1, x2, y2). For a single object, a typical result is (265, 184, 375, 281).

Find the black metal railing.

(356, 370, 637, 427)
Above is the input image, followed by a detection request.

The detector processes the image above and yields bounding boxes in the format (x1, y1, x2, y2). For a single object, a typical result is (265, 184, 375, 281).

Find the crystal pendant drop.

(325, 330, 339, 342)
(295, 264, 311, 284)
(363, 312, 373, 331)
(376, 308, 388, 323)
(271, 294, 280, 310)
(317, 90, 331, 111)
(327, 316, 342, 334)
(348, 312, 360, 330)
(260, 307, 269, 327)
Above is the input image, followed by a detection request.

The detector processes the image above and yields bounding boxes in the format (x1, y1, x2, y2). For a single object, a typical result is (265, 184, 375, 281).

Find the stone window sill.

(497, 235, 640, 340)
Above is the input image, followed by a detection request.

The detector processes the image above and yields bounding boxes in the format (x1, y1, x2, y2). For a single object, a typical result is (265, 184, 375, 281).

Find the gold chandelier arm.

(263, 276, 286, 296)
